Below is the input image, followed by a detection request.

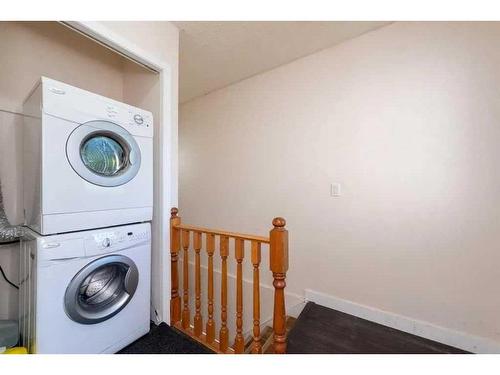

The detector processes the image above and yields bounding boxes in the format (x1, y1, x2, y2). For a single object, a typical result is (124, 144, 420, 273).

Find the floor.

(119, 303, 469, 354)
(118, 323, 214, 354)
(286, 302, 469, 354)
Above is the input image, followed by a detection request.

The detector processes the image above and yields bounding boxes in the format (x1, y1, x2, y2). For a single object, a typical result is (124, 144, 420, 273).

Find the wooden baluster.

(193, 232, 203, 336)
(270, 217, 289, 354)
(233, 239, 245, 353)
(182, 229, 191, 329)
(206, 233, 216, 343)
(251, 241, 262, 354)
(219, 235, 229, 352)
(170, 208, 181, 325)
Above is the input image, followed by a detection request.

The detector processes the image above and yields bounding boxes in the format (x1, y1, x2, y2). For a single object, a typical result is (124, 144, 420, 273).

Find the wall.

(180, 22, 500, 349)
(0, 22, 126, 113)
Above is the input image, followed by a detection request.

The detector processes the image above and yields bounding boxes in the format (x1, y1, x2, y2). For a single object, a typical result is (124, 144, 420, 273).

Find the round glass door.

(80, 135, 127, 176)
(66, 121, 141, 187)
(64, 255, 139, 324)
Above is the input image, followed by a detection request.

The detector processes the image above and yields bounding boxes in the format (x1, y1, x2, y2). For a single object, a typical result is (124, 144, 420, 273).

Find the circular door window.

(80, 135, 127, 176)
(66, 121, 141, 187)
(64, 255, 139, 324)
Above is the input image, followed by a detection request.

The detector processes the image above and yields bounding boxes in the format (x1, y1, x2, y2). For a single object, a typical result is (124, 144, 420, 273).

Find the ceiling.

(174, 21, 391, 103)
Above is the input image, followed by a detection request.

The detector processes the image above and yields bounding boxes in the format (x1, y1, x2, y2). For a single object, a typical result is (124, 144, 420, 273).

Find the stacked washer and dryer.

(19, 77, 154, 353)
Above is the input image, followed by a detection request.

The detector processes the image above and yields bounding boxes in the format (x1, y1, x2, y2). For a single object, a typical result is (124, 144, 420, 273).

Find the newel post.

(270, 217, 289, 354)
(170, 207, 181, 325)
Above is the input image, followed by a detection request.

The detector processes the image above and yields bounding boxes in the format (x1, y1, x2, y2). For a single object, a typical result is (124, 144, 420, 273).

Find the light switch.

(331, 183, 341, 197)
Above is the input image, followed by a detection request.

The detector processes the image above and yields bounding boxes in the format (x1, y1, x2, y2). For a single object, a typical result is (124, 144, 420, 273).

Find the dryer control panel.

(104, 103, 153, 131)
(40, 77, 154, 138)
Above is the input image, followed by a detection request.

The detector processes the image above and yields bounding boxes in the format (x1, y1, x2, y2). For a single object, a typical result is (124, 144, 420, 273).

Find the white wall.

(180, 22, 500, 348)
(0, 22, 126, 113)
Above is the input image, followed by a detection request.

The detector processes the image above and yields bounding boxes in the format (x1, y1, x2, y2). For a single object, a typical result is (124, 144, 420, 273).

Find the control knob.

(133, 114, 144, 125)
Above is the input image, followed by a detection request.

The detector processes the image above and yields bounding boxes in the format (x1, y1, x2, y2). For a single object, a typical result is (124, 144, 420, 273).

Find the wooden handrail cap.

(272, 217, 286, 228)
(171, 207, 179, 217)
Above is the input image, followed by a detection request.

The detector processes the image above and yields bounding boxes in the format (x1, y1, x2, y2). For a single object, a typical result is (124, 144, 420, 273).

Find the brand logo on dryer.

(49, 87, 66, 95)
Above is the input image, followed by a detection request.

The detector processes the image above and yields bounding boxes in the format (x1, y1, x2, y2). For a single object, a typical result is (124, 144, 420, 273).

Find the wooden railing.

(169, 207, 289, 354)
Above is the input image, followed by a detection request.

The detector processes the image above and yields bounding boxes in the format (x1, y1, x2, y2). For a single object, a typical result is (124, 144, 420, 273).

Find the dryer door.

(66, 121, 141, 187)
(64, 254, 139, 324)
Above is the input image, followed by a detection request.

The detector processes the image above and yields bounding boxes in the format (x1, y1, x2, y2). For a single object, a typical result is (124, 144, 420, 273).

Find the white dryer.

(19, 222, 151, 354)
(23, 77, 154, 235)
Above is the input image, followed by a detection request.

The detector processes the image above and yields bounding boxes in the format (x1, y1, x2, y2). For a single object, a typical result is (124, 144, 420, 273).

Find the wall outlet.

(331, 183, 341, 197)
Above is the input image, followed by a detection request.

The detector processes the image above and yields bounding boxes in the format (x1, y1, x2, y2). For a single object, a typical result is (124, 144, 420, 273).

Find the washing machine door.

(66, 120, 141, 187)
(64, 254, 139, 324)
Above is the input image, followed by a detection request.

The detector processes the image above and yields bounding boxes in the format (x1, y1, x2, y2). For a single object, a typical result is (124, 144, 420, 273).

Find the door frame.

(61, 21, 175, 325)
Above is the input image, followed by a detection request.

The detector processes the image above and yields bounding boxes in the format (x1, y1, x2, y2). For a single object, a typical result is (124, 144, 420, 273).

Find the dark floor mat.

(118, 323, 214, 354)
(287, 302, 469, 354)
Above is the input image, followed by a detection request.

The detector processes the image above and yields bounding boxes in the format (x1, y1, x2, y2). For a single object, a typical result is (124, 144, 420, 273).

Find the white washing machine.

(23, 77, 154, 235)
(19, 222, 151, 354)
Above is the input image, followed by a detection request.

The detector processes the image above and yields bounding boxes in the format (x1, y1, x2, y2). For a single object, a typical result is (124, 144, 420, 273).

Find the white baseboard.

(304, 289, 500, 354)
(287, 301, 307, 319)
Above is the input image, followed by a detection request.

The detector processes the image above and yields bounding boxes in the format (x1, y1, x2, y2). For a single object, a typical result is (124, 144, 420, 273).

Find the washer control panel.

(84, 227, 151, 256)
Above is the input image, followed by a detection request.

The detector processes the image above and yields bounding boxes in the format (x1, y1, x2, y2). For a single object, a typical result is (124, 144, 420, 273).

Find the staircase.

(243, 317, 296, 354)
(169, 208, 290, 354)
(168, 206, 473, 355)
(285, 302, 469, 354)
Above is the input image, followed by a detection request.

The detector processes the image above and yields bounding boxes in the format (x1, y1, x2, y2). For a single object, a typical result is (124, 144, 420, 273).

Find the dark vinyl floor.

(118, 323, 214, 354)
(286, 302, 469, 354)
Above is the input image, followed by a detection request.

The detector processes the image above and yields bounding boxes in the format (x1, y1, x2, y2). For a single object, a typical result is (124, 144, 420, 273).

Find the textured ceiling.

(174, 21, 392, 103)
